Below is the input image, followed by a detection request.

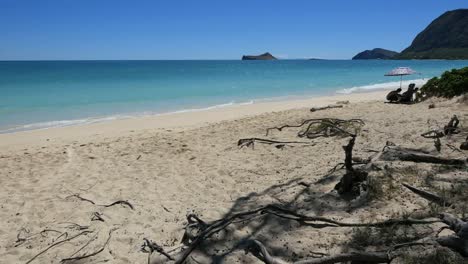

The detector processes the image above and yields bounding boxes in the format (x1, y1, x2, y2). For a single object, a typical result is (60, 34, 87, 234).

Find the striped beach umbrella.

(384, 67, 416, 89)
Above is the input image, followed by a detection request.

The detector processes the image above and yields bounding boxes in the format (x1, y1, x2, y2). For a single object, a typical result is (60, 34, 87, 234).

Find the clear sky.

(1, 0, 466, 60)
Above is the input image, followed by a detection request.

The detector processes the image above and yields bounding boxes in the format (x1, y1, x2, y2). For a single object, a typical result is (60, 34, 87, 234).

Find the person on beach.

(386, 88, 402, 102)
(399, 83, 417, 103)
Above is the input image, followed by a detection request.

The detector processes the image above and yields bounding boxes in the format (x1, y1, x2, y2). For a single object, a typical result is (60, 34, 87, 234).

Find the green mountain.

(352, 48, 399, 60)
(398, 9, 468, 59)
(242, 52, 277, 60)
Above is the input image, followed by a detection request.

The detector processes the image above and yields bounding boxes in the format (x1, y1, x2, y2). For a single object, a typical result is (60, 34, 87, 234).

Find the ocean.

(1, 60, 467, 133)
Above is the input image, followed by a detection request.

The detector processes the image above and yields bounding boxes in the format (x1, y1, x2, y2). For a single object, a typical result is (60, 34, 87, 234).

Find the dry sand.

(1, 91, 467, 263)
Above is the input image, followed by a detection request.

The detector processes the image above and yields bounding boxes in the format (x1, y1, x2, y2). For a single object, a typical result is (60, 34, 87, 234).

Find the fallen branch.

(402, 183, 451, 207)
(310, 105, 343, 112)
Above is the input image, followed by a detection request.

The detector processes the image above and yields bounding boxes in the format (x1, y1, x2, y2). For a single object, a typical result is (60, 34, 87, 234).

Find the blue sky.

(0, 0, 466, 60)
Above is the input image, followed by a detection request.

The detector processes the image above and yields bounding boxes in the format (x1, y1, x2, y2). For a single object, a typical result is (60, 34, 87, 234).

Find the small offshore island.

(241, 52, 277, 60)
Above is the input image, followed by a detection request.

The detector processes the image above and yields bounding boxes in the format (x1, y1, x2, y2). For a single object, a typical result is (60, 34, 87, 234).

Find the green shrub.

(420, 67, 468, 98)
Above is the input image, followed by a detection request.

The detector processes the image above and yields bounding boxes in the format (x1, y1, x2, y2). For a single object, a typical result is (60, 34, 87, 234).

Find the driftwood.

(402, 183, 451, 206)
(380, 146, 466, 165)
(144, 204, 439, 263)
(310, 104, 343, 112)
(237, 138, 314, 149)
(265, 118, 364, 139)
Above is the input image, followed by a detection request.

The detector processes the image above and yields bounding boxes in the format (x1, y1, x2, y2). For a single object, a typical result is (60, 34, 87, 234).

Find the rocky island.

(242, 52, 277, 60)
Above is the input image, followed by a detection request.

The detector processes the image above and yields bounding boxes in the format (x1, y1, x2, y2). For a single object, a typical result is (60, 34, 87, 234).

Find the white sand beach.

(1, 90, 467, 263)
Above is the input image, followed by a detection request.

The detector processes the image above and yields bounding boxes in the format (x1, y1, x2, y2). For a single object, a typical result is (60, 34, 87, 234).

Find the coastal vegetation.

(420, 67, 468, 98)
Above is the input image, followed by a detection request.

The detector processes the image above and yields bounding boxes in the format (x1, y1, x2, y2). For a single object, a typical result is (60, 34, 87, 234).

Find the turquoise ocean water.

(1, 60, 467, 133)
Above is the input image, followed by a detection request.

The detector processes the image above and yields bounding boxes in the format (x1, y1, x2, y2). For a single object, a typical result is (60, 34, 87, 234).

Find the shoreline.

(0, 89, 392, 150)
(0, 78, 427, 135)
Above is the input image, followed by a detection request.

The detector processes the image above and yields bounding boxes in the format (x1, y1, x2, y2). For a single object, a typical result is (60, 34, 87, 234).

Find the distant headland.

(353, 9, 468, 60)
(242, 52, 277, 60)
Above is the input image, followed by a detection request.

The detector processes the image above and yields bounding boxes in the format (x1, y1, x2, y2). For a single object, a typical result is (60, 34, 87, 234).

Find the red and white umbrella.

(384, 67, 416, 89)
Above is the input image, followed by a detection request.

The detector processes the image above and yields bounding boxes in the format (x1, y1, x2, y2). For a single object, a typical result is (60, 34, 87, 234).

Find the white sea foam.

(337, 79, 427, 94)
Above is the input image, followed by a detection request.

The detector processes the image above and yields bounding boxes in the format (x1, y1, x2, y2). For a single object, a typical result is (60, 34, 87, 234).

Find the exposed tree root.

(237, 138, 314, 149)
